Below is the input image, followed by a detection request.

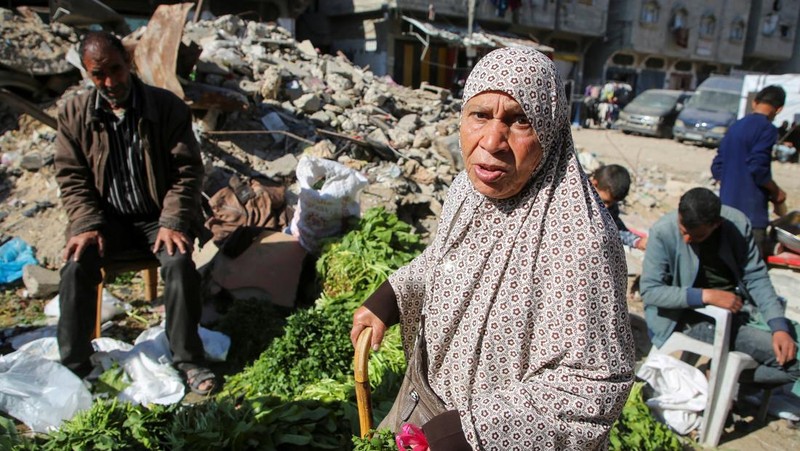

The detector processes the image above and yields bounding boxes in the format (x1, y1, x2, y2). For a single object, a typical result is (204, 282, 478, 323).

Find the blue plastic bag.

(0, 238, 38, 284)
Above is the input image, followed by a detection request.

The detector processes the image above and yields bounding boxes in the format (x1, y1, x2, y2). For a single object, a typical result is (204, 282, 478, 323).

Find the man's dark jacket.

(54, 76, 203, 238)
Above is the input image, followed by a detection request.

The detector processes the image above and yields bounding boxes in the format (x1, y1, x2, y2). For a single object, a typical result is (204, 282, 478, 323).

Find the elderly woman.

(350, 47, 635, 450)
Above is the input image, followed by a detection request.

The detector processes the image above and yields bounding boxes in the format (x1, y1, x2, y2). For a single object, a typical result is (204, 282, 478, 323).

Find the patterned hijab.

(389, 47, 634, 449)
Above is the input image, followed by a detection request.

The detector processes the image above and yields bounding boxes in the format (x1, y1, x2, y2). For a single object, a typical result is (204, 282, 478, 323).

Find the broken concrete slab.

(22, 264, 60, 298)
(265, 153, 299, 179)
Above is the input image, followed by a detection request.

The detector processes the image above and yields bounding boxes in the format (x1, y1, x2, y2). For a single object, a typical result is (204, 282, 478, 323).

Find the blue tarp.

(0, 238, 38, 284)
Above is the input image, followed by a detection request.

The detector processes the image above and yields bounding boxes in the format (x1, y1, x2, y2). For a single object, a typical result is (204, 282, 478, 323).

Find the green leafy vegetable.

(609, 382, 683, 451)
(352, 428, 396, 450)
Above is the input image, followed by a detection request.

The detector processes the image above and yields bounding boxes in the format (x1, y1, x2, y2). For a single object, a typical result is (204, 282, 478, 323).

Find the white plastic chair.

(653, 305, 760, 447)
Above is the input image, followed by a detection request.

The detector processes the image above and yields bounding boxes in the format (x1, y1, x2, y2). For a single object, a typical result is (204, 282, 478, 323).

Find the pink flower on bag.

(395, 423, 429, 451)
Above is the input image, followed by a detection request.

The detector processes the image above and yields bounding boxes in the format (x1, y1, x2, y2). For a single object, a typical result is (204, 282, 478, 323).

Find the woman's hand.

(350, 306, 387, 351)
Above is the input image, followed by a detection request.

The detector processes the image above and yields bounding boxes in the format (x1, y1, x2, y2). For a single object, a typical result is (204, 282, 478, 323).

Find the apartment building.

(742, 0, 800, 72)
(583, 0, 751, 95)
(583, 0, 800, 95)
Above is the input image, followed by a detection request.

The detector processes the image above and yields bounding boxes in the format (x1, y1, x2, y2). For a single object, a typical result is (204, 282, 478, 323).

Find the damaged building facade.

(296, 1, 800, 101)
(585, 0, 800, 95)
(8, 0, 800, 104)
(296, 0, 606, 98)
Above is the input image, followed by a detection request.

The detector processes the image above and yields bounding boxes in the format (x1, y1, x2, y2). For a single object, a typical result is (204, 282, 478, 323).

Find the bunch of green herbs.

(609, 382, 683, 451)
(316, 207, 423, 299)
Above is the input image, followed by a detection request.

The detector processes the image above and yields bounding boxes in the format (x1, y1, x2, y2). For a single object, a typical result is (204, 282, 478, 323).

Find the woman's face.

(460, 91, 543, 199)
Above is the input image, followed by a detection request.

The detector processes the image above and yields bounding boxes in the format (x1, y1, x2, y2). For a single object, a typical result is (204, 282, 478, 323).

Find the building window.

(729, 19, 745, 41)
(671, 7, 688, 30)
(780, 23, 792, 39)
(640, 1, 660, 25)
(700, 14, 716, 37)
(670, 7, 689, 47)
(763, 12, 779, 36)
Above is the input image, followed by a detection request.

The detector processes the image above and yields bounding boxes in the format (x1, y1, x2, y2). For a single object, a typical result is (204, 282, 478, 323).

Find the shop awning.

(401, 15, 553, 53)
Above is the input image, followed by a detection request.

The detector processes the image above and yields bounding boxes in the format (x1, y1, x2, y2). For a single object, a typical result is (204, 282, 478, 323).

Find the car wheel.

(622, 130, 632, 135)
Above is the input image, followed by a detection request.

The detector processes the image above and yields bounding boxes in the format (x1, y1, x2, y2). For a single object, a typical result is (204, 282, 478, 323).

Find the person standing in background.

(711, 85, 787, 259)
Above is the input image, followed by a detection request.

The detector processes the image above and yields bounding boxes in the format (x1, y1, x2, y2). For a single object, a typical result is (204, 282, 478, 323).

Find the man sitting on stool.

(54, 31, 216, 395)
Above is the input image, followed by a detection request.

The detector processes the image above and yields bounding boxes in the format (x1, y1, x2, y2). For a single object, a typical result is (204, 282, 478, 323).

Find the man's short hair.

(592, 164, 631, 201)
(679, 187, 722, 229)
(755, 85, 786, 109)
(78, 31, 127, 63)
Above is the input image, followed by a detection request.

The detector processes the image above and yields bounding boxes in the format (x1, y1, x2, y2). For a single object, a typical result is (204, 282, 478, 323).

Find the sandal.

(181, 365, 217, 396)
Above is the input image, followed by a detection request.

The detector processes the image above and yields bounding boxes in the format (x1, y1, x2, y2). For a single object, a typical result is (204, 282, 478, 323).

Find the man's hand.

(152, 227, 192, 256)
(772, 330, 797, 366)
(63, 230, 104, 262)
(771, 187, 787, 206)
(764, 179, 786, 205)
(702, 289, 743, 313)
(350, 306, 388, 352)
(635, 236, 648, 250)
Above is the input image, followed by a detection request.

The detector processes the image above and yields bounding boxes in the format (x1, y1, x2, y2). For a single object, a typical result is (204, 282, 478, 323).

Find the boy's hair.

(78, 31, 128, 63)
(593, 164, 631, 201)
(755, 85, 786, 109)
(678, 187, 721, 229)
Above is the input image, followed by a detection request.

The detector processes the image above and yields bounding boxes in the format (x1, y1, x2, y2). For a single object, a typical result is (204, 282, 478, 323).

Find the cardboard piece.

(210, 231, 307, 307)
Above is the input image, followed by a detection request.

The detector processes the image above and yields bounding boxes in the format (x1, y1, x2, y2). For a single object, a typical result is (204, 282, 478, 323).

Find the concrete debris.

(0, 7, 78, 76)
(22, 264, 60, 299)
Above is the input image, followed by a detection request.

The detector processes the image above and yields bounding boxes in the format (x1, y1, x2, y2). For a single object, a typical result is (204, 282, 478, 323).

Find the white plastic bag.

(9, 326, 56, 351)
(91, 325, 231, 406)
(636, 353, 708, 435)
(45, 289, 130, 323)
(0, 348, 92, 432)
(290, 155, 368, 253)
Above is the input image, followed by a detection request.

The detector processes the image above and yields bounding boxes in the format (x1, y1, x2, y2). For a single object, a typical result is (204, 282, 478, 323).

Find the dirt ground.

(573, 126, 800, 450)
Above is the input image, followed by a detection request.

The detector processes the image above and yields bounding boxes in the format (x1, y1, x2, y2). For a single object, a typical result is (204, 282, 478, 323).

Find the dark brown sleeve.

(422, 410, 471, 451)
(362, 280, 400, 327)
(157, 92, 203, 234)
(54, 98, 106, 238)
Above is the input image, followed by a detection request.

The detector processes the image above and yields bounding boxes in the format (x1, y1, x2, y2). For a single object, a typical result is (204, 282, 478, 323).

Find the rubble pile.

(0, 7, 77, 76)
(179, 14, 464, 238)
(0, 10, 468, 267)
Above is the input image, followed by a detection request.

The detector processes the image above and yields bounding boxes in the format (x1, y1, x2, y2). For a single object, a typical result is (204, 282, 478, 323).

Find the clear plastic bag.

(0, 349, 92, 432)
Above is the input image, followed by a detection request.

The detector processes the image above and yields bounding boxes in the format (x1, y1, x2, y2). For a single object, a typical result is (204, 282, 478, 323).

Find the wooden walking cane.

(354, 327, 374, 438)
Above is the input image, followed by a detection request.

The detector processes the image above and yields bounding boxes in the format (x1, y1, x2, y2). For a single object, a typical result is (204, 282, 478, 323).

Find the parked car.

(672, 76, 743, 147)
(616, 89, 692, 138)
